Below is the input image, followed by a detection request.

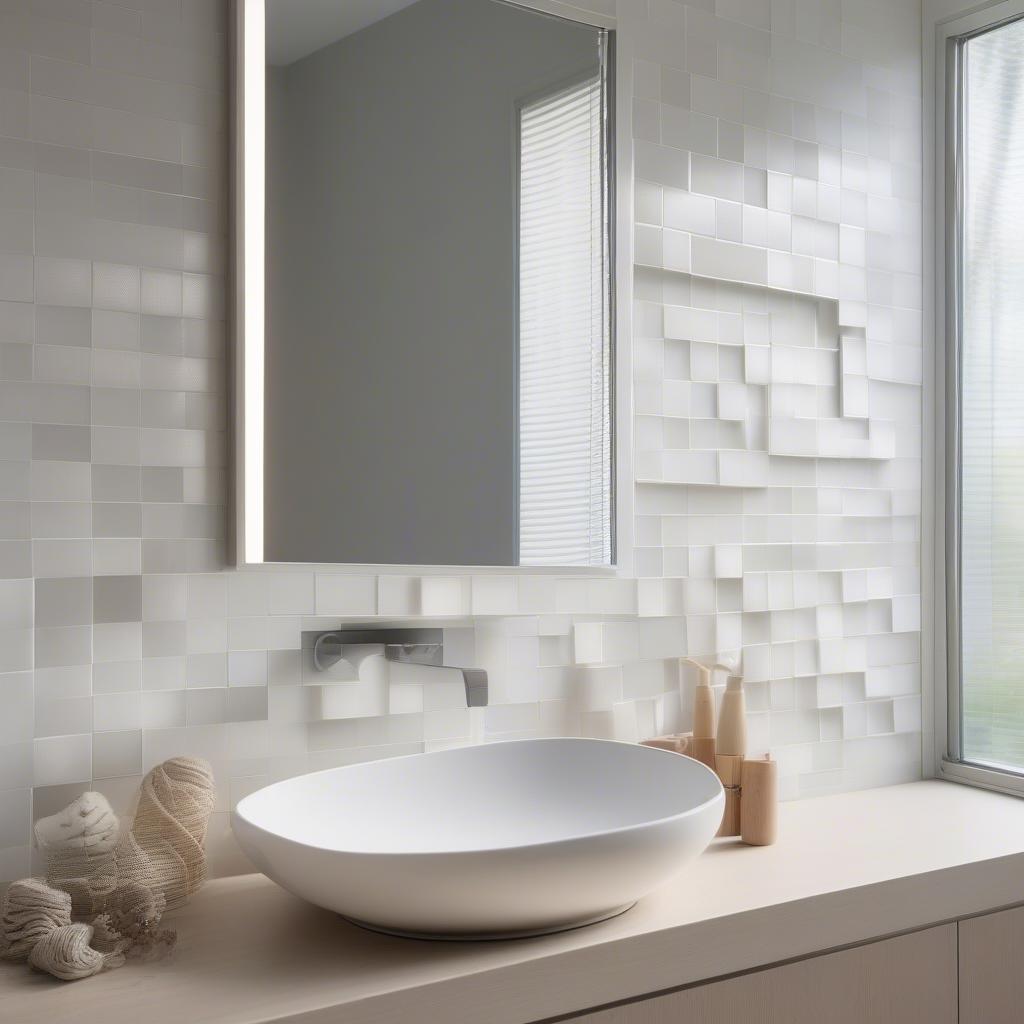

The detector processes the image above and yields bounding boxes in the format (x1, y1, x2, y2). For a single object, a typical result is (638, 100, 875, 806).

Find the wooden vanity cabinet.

(568, 924, 958, 1024)
(959, 904, 1024, 1024)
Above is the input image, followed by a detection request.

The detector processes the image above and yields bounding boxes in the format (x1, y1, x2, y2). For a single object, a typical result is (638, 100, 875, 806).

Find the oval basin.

(232, 737, 724, 939)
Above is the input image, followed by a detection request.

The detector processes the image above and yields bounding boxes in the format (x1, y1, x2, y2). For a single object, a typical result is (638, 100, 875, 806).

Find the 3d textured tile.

(0, 0, 921, 878)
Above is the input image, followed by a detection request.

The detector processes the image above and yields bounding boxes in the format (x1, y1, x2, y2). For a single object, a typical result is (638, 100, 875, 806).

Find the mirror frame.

(232, 0, 634, 574)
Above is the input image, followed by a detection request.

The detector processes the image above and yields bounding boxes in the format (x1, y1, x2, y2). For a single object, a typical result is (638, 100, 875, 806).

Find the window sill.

(939, 757, 1024, 797)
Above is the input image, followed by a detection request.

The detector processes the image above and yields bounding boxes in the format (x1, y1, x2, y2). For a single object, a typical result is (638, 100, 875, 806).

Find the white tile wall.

(0, 0, 921, 881)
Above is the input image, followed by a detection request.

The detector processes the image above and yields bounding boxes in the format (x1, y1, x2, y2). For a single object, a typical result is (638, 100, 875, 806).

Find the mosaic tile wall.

(0, 0, 921, 879)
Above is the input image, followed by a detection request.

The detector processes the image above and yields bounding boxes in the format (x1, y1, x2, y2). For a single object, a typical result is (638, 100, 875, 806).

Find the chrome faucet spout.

(459, 667, 489, 708)
(383, 643, 488, 707)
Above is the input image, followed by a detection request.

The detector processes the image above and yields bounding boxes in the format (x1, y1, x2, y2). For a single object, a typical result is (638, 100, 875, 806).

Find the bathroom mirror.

(235, 0, 620, 569)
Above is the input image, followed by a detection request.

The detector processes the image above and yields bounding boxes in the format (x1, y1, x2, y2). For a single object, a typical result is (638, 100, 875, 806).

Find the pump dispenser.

(716, 675, 747, 760)
(681, 659, 716, 771)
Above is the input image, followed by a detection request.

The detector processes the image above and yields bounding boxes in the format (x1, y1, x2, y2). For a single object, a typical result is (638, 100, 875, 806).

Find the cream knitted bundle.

(28, 921, 127, 981)
(33, 790, 120, 921)
(128, 757, 216, 911)
(0, 756, 215, 982)
(0, 878, 72, 962)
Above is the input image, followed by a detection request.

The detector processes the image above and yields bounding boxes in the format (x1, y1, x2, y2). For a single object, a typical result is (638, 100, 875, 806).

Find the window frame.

(928, 0, 1024, 796)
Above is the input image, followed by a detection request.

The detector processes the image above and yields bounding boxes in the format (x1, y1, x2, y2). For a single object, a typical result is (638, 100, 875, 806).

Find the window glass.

(959, 16, 1024, 769)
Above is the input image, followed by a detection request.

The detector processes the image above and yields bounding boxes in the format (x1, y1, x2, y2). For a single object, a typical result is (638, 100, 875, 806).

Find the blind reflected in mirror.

(518, 72, 611, 566)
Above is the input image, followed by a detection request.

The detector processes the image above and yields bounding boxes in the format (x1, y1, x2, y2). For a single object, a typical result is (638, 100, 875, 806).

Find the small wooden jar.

(740, 755, 778, 846)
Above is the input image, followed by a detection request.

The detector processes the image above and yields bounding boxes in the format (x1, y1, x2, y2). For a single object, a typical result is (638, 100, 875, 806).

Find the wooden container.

(690, 736, 717, 772)
(715, 752, 744, 788)
(641, 733, 692, 756)
(740, 756, 778, 846)
(714, 752, 744, 837)
(718, 787, 741, 838)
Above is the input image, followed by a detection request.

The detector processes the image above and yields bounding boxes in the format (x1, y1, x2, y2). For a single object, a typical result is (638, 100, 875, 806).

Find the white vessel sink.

(232, 737, 724, 940)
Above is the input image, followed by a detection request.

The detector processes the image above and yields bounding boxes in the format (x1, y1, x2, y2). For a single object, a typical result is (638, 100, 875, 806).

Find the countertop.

(4, 780, 1024, 1024)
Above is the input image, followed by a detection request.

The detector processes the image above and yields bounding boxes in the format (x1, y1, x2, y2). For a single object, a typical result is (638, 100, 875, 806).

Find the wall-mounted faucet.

(312, 628, 488, 708)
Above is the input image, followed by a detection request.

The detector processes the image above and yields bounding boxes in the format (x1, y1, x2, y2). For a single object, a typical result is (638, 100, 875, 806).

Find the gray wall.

(265, 0, 601, 565)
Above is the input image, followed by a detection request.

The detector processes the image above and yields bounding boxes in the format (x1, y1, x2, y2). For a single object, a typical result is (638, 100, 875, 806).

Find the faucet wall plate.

(312, 628, 444, 671)
(311, 628, 488, 707)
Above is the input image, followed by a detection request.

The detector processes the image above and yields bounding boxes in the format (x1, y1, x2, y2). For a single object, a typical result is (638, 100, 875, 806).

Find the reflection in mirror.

(261, 0, 613, 567)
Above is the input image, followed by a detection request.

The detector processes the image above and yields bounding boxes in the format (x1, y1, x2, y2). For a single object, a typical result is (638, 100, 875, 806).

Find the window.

(945, 7, 1024, 779)
(517, 64, 612, 567)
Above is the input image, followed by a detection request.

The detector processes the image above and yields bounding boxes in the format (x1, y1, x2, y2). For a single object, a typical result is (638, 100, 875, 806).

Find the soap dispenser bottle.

(682, 659, 717, 771)
(715, 675, 747, 837)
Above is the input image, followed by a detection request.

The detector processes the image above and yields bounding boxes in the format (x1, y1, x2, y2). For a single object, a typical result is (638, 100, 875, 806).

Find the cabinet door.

(959, 904, 1024, 1024)
(570, 924, 957, 1024)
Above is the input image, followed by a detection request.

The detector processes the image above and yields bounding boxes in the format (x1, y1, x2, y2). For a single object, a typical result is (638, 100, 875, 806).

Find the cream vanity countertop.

(4, 780, 1024, 1024)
